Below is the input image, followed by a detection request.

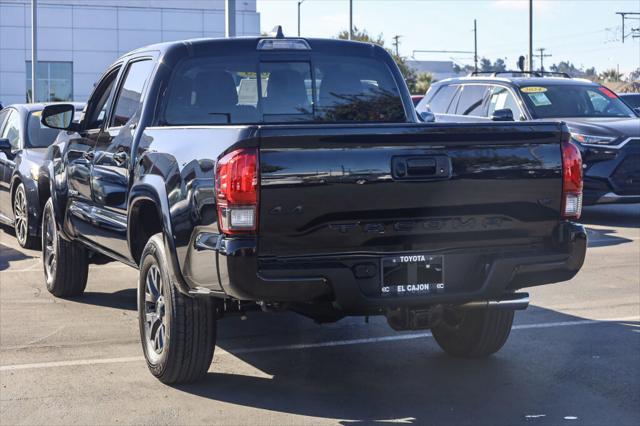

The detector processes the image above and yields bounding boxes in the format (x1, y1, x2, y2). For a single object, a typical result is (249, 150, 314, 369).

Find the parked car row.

(0, 103, 84, 248)
(415, 72, 640, 205)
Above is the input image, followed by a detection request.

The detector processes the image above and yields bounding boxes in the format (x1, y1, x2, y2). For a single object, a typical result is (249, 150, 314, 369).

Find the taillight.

(561, 136, 583, 219)
(215, 148, 258, 234)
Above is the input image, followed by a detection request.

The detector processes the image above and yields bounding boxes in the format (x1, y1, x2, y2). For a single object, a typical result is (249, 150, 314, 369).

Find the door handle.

(392, 155, 451, 180)
(83, 150, 94, 161)
(112, 151, 128, 166)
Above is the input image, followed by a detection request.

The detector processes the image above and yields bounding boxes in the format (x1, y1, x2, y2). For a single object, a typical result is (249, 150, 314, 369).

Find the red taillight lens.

(215, 148, 258, 234)
(561, 137, 583, 219)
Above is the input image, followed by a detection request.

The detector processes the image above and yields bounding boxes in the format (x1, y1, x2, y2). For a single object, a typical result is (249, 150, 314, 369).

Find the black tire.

(13, 183, 39, 249)
(138, 233, 217, 384)
(41, 198, 89, 297)
(432, 308, 514, 357)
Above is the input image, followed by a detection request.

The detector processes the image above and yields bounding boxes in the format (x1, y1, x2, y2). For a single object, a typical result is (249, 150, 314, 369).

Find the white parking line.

(1, 316, 638, 372)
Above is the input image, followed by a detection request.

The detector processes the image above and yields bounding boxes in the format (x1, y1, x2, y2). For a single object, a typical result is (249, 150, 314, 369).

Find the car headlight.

(570, 132, 617, 146)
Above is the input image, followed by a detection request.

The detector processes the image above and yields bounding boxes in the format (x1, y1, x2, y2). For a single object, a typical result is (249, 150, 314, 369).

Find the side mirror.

(0, 138, 11, 155)
(419, 110, 436, 123)
(634, 107, 640, 117)
(41, 104, 76, 130)
(490, 108, 515, 122)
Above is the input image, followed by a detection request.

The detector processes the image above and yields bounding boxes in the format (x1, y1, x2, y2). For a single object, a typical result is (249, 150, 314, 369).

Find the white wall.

(0, 0, 261, 104)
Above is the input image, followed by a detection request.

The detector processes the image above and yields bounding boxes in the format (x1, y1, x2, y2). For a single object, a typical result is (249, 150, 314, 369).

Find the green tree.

(600, 68, 623, 82)
(479, 58, 493, 72)
(549, 61, 584, 77)
(337, 27, 418, 93)
(415, 72, 433, 94)
(627, 68, 640, 82)
(493, 58, 506, 72)
(584, 67, 597, 77)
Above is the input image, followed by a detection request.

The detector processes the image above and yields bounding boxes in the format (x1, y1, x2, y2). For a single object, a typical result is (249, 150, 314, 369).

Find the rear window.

(161, 54, 406, 125)
(520, 84, 636, 119)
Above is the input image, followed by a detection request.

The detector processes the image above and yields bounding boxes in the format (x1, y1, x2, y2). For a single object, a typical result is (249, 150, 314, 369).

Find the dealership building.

(0, 0, 261, 105)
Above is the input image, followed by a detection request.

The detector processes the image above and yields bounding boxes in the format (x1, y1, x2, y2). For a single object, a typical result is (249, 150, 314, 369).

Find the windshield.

(161, 53, 406, 125)
(520, 84, 636, 119)
(26, 111, 65, 148)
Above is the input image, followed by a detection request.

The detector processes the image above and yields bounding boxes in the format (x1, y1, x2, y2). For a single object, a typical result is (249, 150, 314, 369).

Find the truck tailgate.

(258, 122, 564, 257)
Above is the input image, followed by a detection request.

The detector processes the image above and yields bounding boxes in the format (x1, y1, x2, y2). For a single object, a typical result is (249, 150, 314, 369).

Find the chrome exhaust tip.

(457, 292, 530, 311)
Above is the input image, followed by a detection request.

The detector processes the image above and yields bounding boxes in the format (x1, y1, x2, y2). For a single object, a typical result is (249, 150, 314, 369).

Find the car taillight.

(215, 148, 258, 234)
(561, 136, 583, 219)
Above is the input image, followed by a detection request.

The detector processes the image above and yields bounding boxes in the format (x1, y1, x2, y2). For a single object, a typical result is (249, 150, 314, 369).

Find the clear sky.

(257, 0, 640, 75)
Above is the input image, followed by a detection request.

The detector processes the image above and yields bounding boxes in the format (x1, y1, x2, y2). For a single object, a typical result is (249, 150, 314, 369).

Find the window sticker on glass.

(528, 92, 552, 106)
(521, 86, 547, 93)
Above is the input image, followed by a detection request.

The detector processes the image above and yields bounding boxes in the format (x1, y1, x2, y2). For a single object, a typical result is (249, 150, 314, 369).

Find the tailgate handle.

(406, 158, 436, 176)
(392, 155, 451, 180)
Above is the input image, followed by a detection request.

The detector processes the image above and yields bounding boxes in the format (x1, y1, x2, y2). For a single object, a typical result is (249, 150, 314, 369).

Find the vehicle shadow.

(586, 227, 634, 248)
(172, 307, 639, 425)
(0, 243, 35, 271)
(580, 204, 640, 229)
(72, 288, 137, 311)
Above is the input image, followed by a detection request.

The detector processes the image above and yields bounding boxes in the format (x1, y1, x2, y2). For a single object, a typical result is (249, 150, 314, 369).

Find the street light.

(297, 0, 306, 37)
(31, 0, 37, 103)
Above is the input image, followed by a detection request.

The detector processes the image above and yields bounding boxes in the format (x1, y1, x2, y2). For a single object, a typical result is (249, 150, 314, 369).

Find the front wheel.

(14, 183, 39, 249)
(42, 198, 89, 297)
(431, 308, 514, 357)
(138, 233, 217, 384)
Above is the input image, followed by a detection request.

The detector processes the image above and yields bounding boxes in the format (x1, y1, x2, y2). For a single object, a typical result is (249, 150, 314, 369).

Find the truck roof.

(120, 36, 384, 62)
(433, 75, 598, 88)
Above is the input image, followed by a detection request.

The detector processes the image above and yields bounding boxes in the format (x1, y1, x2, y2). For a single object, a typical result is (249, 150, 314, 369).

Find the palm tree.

(599, 68, 623, 82)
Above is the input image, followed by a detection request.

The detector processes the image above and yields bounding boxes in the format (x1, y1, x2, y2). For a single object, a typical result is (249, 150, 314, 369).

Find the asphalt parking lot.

(0, 204, 638, 425)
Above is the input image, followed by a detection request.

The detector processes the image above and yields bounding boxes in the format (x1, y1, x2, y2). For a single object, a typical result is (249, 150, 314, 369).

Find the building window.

(25, 61, 73, 102)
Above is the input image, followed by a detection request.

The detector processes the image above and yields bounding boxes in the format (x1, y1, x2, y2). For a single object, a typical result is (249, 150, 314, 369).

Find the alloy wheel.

(143, 264, 167, 361)
(13, 187, 28, 246)
(42, 205, 57, 281)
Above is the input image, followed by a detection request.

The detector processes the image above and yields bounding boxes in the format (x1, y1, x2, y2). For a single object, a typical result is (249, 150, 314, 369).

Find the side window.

(110, 60, 155, 128)
(427, 85, 457, 114)
(1, 110, 21, 150)
(455, 85, 489, 116)
(488, 86, 522, 119)
(85, 68, 121, 130)
(0, 109, 9, 133)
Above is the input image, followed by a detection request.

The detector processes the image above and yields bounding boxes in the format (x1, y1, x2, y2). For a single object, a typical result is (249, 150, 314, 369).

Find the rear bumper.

(209, 222, 586, 314)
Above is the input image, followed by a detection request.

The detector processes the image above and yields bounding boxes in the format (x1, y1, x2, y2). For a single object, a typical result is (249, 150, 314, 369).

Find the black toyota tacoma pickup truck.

(38, 34, 587, 384)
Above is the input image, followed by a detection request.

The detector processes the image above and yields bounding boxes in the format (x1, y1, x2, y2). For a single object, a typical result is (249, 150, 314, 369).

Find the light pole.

(31, 0, 37, 102)
(225, 0, 236, 38)
(474, 19, 478, 74)
(297, 0, 306, 37)
(528, 0, 533, 72)
(349, 0, 353, 40)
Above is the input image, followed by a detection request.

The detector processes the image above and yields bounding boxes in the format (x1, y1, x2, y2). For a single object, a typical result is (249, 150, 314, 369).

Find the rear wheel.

(138, 233, 217, 384)
(13, 183, 38, 249)
(431, 308, 514, 357)
(42, 198, 89, 297)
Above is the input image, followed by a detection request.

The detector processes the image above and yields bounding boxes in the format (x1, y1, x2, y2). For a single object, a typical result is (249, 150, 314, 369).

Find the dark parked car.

(0, 103, 83, 248)
(619, 92, 640, 110)
(416, 72, 640, 205)
(38, 36, 585, 384)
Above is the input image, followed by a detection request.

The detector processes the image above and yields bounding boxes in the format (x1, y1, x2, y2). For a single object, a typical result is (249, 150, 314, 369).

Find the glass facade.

(25, 61, 73, 103)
